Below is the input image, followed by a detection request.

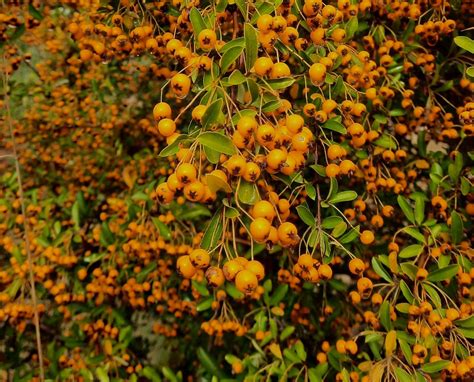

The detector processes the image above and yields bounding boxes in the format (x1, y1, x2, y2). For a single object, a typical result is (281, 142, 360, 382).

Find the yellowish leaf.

(358, 361, 373, 372)
(388, 251, 399, 274)
(368, 363, 385, 382)
(385, 330, 397, 357)
(122, 166, 137, 189)
(205, 173, 232, 193)
(269, 343, 282, 359)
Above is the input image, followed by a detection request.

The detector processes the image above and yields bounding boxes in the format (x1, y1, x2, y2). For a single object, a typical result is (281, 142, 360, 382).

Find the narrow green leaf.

(399, 280, 415, 304)
(152, 217, 172, 240)
(450, 211, 463, 245)
(323, 119, 347, 134)
(454, 36, 474, 54)
(427, 264, 459, 282)
(397, 195, 415, 224)
(280, 326, 295, 341)
(198, 131, 236, 155)
(379, 301, 392, 331)
(374, 134, 397, 149)
(202, 99, 224, 129)
(238, 180, 259, 205)
(394, 367, 413, 382)
(197, 348, 227, 378)
(201, 209, 223, 250)
(372, 257, 393, 284)
(270, 284, 288, 306)
(196, 297, 213, 312)
(413, 194, 425, 225)
(220, 46, 244, 74)
(399, 244, 423, 259)
(329, 191, 357, 204)
(423, 283, 442, 308)
(190, 8, 207, 39)
(421, 360, 452, 373)
(296, 204, 315, 226)
(244, 23, 258, 72)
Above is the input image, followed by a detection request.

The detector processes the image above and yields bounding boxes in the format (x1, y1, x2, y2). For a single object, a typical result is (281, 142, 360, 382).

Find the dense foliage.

(1, 0, 473, 381)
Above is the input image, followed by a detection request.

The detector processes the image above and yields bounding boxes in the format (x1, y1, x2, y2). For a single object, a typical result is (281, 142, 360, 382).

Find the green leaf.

(270, 284, 288, 306)
(372, 257, 393, 284)
(398, 339, 412, 365)
(450, 211, 463, 245)
(449, 152, 463, 182)
(421, 360, 452, 373)
(346, 17, 358, 39)
(152, 217, 172, 240)
(226, 283, 244, 300)
(399, 280, 415, 304)
(196, 297, 213, 312)
(323, 118, 347, 134)
(341, 369, 350, 382)
(238, 180, 259, 205)
(221, 46, 244, 74)
(190, 8, 207, 39)
(72, 201, 81, 229)
(201, 209, 223, 250)
(161, 367, 178, 382)
(266, 78, 295, 90)
(389, 109, 406, 117)
(244, 23, 258, 72)
(197, 348, 227, 378)
(427, 264, 459, 282)
(159, 135, 187, 157)
(216, 0, 228, 12)
(202, 99, 224, 129)
(374, 134, 397, 149)
(137, 262, 157, 283)
(423, 283, 442, 308)
(339, 226, 360, 244)
(322, 216, 343, 229)
(467, 66, 474, 78)
(395, 303, 411, 313)
(397, 195, 415, 224)
(329, 191, 357, 204)
(294, 340, 307, 361)
(141, 367, 162, 382)
(413, 194, 425, 225)
(228, 69, 246, 85)
(280, 326, 295, 341)
(306, 183, 316, 200)
(457, 315, 474, 329)
(198, 131, 236, 155)
(296, 204, 315, 226)
(203, 146, 220, 164)
(458, 327, 474, 339)
(29, 4, 43, 20)
(403, 227, 425, 243)
(220, 38, 245, 53)
(192, 280, 210, 296)
(454, 36, 474, 54)
(332, 221, 347, 238)
(99, 222, 115, 246)
(399, 244, 423, 259)
(379, 301, 392, 331)
(95, 368, 109, 382)
(9, 24, 25, 43)
(394, 367, 413, 382)
(235, 0, 247, 19)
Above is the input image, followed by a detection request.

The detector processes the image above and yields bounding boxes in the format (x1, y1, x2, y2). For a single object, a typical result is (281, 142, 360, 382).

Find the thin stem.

(3, 66, 45, 381)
